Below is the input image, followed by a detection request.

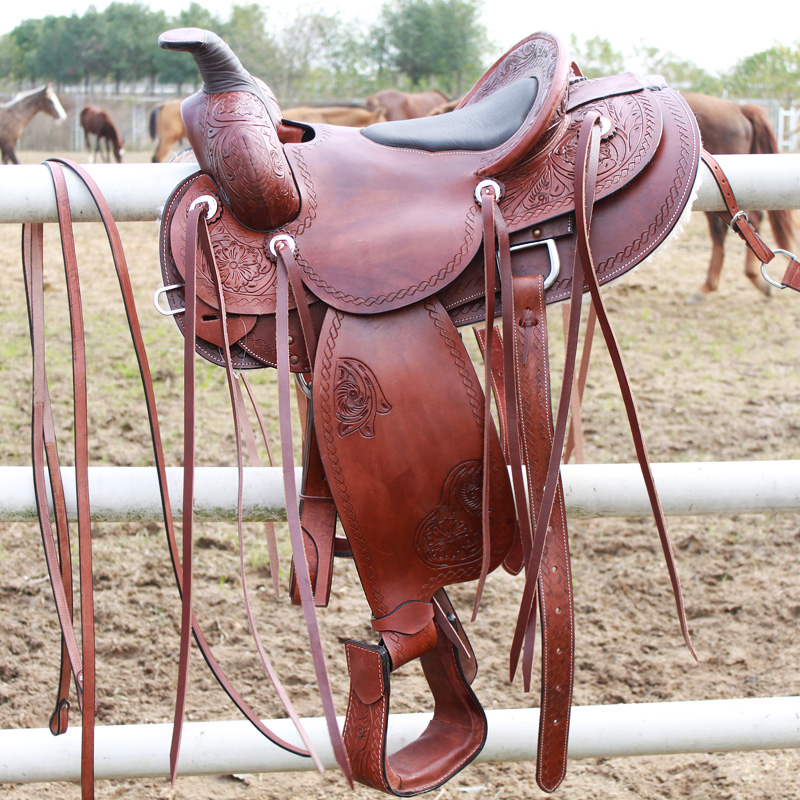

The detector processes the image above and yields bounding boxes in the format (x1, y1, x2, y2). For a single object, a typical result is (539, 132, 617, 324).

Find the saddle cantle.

(157, 27, 701, 795)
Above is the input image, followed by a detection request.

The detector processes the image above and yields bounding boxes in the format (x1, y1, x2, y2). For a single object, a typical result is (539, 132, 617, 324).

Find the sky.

(0, 0, 795, 75)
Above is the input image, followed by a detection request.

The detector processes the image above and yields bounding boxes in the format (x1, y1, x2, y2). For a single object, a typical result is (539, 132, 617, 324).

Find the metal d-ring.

(761, 248, 799, 290)
(189, 194, 219, 219)
(295, 372, 313, 398)
(153, 283, 185, 316)
(475, 179, 503, 205)
(269, 233, 297, 258)
(510, 238, 561, 289)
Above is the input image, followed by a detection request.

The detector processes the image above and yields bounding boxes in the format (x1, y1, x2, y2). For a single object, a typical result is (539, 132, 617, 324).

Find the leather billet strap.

(477, 282, 575, 792)
(700, 150, 775, 264)
(343, 620, 486, 796)
(510, 275, 575, 792)
(782, 258, 800, 292)
(701, 148, 800, 292)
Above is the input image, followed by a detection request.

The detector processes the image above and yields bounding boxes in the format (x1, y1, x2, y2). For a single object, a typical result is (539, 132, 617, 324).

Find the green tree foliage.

(376, 0, 487, 94)
(0, 3, 386, 101)
(633, 45, 724, 95)
(0, 2, 795, 110)
(728, 44, 800, 104)
(570, 35, 625, 78)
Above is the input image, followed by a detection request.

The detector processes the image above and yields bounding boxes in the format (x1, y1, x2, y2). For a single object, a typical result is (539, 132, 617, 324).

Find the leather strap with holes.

(701, 150, 775, 264)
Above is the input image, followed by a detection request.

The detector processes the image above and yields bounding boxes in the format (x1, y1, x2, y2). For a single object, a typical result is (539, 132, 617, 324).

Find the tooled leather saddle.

(154, 27, 701, 795)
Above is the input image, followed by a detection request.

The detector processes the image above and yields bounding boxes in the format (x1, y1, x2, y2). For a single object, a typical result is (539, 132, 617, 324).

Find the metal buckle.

(760, 249, 800, 290)
(153, 283, 185, 315)
(510, 238, 561, 289)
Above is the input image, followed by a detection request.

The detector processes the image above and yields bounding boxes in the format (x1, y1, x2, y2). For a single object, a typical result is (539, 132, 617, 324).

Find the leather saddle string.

(169, 208, 322, 781)
(564, 301, 597, 464)
(473, 186, 499, 618)
(512, 113, 695, 675)
(22, 222, 83, 736)
(170, 202, 198, 782)
(233, 373, 281, 599)
(200, 215, 319, 762)
(274, 241, 354, 785)
(495, 203, 536, 571)
(577, 139, 696, 659)
(38, 161, 320, 774)
(42, 160, 97, 799)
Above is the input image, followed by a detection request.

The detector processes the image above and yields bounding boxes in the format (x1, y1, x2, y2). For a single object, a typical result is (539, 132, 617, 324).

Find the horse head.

(158, 28, 300, 231)
(44, 84, 67, 123)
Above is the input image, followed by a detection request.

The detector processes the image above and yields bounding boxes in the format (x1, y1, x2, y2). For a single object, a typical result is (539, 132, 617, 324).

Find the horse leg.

(743, 211, 772, 296)
(3, 146, 19, 165)
(153, 139, 167, 162)
(688, 212, 727, 302)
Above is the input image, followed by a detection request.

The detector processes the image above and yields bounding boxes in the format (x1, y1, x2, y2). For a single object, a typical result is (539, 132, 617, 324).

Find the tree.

(376, 0, 488, 94)
(728, 44, 800, 104)
(153, 1, 226, 93)
(632, 44, 723, 94)
(268, 11, 355, 101)
(102, 3, 169, 90)
(220, 4, 279, 80)
(570, 35, 624, 78)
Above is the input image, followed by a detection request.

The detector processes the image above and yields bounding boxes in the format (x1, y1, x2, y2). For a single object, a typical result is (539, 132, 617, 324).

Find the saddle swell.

(158, 26, 701, 796)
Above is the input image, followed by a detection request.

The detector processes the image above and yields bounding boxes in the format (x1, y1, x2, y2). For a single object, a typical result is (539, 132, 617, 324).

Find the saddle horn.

(159, 28, 301, 231)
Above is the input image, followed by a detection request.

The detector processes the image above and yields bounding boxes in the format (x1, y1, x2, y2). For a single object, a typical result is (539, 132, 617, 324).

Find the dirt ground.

(0, 151, 798, 800)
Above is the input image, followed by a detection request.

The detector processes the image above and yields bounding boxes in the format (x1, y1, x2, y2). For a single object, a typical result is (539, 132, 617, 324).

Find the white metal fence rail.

(1, 155, 799, 783)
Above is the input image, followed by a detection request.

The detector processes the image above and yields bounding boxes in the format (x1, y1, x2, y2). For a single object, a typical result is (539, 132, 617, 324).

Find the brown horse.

(80, 105, 124, 163)
(685, 92, 795, 298)
(365, 88, 449, 121)
(150, 98, 185, 162)
(427, 98, 461, 115)
(0, 84, 66, 164)
(282, 105, 387, 126)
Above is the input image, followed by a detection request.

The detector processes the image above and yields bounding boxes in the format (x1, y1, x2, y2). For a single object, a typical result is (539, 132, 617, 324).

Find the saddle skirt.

(157, 26, 700, 797)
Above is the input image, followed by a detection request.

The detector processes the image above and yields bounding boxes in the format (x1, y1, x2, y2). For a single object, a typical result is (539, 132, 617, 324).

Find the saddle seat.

(358, 77, 540, 152)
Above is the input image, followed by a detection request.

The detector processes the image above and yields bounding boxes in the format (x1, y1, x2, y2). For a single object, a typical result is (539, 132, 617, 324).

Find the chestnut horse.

(149, 98, 185, 162)
(0, 84, 66, 164)
(685, 92, 794, 298)
(365, 88, 449, 121)
(80, 105, 124, 163)
(282, 105, 387, 126)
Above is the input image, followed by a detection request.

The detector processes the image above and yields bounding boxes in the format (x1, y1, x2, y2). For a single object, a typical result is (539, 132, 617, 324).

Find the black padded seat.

(361, 77, 539, 152)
